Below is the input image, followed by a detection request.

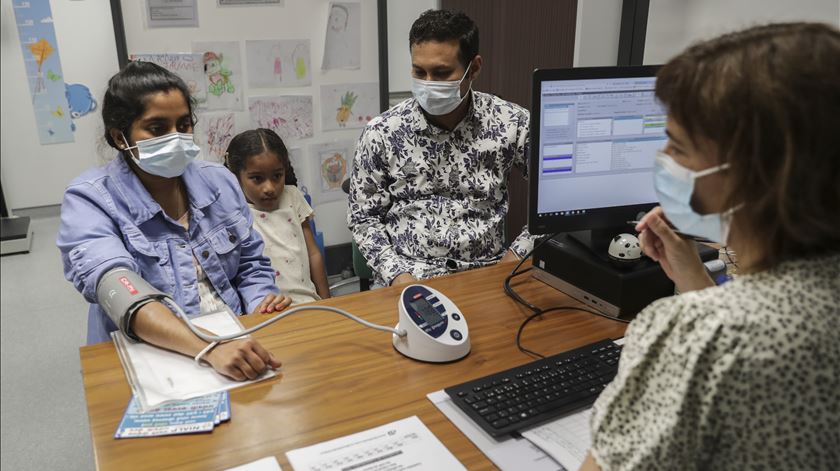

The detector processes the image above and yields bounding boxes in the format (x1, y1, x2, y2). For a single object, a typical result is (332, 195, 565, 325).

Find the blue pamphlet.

(115, 392, 230, 439)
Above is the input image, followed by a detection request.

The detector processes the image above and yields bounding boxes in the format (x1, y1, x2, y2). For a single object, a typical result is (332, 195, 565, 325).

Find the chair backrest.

(300, 186, 325, 259)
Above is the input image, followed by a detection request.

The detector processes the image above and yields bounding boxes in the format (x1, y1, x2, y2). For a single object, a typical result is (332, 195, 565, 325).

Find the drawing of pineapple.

(335, 91, 357, 127)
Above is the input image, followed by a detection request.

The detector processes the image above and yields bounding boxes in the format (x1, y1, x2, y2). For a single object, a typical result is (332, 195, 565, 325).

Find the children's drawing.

(248, 96, 313, 141)
(309, 141, 355, 202)
(245, 40, 311, 88)
(129, 53, 207, 103)
(321, 151, 347, 189)
(320, 82, 379, 131)
(321, 2, 361, 70)
(13, 2, 74, 144)
(192, 41, 244, 111)
(195, 112, 237, 163)
(64, 83, 97, 131)
(203, 51, 235, 96)
(336, 91, 357, 127)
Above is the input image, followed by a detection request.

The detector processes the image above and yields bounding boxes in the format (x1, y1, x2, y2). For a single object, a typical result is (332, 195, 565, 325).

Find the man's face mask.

(411, 62, 472, 116)
(121, 132, 200, 178)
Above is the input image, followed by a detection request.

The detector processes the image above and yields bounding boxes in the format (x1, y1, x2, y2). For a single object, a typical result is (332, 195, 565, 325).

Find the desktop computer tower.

(531, 233, 718, 318)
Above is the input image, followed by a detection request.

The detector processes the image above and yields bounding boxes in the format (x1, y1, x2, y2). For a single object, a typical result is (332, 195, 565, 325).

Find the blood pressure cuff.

(96, 268, 171, 341)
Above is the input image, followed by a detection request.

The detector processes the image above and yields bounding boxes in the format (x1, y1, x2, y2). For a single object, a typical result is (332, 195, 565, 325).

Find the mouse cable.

(516, 305, 629, 359)
(503, 233, 559, 313)
(167, 302, 407, 344)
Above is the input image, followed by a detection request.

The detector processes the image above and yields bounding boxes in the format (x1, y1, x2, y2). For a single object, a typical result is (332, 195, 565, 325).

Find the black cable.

(503, 233, 558, 313)
(516, 305, 630, 359)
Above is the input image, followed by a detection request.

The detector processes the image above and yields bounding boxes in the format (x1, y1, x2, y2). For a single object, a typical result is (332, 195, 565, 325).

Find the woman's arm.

(302, 220, 331, 299)
(131, 301, 282, 380)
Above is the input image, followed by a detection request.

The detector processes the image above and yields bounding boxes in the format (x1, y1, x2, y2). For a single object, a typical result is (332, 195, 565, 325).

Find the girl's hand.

(636, 207, 714, 293)
(254, 293, 292, 314)
(205, 338, 281, 381)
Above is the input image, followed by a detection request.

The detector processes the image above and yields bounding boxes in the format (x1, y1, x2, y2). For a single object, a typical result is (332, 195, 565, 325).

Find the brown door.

(442, 0, 578, 243)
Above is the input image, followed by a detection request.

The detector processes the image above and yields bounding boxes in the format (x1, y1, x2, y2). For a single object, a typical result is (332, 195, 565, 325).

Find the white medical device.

(392, 284, 470, 362)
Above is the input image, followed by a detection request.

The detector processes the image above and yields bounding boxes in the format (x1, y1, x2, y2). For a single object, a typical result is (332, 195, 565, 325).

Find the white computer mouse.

(608, 233, 642, 265)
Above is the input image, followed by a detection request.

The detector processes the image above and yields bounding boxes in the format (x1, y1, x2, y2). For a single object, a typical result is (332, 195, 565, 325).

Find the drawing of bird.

(52, 106, 64, 117)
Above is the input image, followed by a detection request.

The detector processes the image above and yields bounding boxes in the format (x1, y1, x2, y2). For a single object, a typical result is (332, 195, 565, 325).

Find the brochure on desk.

(114, 391, 230, 438)
(112, 306, 276, 412)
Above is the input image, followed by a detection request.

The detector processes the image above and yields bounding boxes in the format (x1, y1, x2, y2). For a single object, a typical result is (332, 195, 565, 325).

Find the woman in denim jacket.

(57, 62, 287, 381)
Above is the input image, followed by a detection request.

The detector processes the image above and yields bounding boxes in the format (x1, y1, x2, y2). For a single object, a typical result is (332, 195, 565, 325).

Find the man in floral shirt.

(347, 9, 533, 287)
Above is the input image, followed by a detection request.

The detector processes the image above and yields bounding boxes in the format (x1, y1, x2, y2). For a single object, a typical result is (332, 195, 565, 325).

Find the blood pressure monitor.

(392, 285, 470, 362)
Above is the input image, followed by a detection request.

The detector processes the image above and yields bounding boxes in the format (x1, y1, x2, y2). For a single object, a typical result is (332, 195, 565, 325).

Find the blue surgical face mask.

(653, 150, 739, 244)
(411, 62, 472, 116)
(121, 132, 200, 178)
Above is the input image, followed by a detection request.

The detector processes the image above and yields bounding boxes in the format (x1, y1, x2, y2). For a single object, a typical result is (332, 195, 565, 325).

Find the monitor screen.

(528, 66, 665, 235)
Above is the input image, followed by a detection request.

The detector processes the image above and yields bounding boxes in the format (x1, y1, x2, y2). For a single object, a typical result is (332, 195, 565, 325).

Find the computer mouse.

(608, 233, 642, 266)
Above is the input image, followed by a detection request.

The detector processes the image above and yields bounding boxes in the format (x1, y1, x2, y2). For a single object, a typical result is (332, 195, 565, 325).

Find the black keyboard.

(444, 339, 622, 437)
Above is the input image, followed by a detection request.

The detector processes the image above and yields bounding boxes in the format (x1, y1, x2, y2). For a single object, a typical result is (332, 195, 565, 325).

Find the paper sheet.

(112, 307, 275, 412)
(195, 111, 237, 163)
(427, 390, 564, 471)
(320, 82, 378, 131)
(225, 456, 282, 471)
(192, 41, 245, 111)
(321, 2, 361, 70)
(246, 40, 311, 88)
(129, 53, 207, 104)
(521, 408, 592, 471)
(286, 416, 465, 471)
(248, 96, 313, 141)
(308, 141, 354, 203)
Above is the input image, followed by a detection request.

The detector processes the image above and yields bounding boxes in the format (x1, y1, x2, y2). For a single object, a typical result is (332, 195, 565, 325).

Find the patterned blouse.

(347, 91, 533, 286)
(590, 253, 840, 470)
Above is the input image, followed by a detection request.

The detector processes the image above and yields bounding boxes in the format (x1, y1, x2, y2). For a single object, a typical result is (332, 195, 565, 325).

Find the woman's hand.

(636, 207, 714, 293)
(205, 338, 281, 381)
(254, 293, 292, 314)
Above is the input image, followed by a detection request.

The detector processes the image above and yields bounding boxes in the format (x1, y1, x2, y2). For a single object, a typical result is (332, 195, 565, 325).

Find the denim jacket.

(57, 156, 278, 344)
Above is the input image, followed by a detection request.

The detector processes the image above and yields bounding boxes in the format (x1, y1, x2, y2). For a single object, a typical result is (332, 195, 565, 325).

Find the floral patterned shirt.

(347, 91, 533, 286)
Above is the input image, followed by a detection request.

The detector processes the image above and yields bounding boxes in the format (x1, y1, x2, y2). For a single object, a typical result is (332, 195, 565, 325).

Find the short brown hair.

(655, 22, 840, 270)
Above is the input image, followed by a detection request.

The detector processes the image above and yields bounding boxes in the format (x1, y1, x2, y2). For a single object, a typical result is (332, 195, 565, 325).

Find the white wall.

(0, 0, 119, 210)
(645, 0, 840, 64)
(387, 0, 439, 92)
(573, 0, 623, 67)
(117, 0, 382, 246)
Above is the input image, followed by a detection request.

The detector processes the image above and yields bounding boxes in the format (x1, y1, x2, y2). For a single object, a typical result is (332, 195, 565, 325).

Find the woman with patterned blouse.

(578, 23, 840, 470)
(347, 10, 533, 287)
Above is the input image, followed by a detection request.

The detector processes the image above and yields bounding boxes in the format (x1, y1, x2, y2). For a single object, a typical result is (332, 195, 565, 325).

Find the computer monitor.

(528, 66, 665, 246)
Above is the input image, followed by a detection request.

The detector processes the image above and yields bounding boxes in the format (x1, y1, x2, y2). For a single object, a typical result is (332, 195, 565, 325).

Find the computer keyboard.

(444, 339, 622, 437)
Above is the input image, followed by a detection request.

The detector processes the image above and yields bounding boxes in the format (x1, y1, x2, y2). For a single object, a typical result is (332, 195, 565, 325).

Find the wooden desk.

(80, 262, 627, 470)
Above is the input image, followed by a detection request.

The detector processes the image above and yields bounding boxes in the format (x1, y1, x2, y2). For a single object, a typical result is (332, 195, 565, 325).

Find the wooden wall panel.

(442, 0, 577, 243)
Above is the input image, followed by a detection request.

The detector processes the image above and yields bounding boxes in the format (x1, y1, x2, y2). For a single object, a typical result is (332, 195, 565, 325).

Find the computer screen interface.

(530, 68, 665, 234)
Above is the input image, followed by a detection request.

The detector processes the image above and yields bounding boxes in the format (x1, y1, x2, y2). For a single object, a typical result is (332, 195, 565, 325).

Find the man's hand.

(391, 273, 417, 286)
(254, 293, 292, 314)
(205, 338, 282, 381)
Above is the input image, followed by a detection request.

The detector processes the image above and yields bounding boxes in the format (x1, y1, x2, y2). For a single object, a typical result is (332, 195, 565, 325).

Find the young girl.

(225, 129, 330, 304)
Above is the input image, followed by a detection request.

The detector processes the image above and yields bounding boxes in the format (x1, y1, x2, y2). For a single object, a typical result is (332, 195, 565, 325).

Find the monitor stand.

(531, 230, 717, 318)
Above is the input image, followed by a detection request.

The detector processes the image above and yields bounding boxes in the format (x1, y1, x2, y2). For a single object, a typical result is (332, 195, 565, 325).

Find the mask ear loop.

(119, 132, 140, 160)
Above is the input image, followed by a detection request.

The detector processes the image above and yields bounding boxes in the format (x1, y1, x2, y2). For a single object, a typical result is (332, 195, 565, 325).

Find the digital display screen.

(410, 298, 443, 325)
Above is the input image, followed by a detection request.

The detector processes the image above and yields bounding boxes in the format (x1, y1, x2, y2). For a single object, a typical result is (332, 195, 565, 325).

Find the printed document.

(286, 416, 465, 471)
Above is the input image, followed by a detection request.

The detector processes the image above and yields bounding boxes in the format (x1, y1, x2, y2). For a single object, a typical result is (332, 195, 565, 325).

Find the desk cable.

(168, 302, 407, 344)
(504, 233, 630, 359)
